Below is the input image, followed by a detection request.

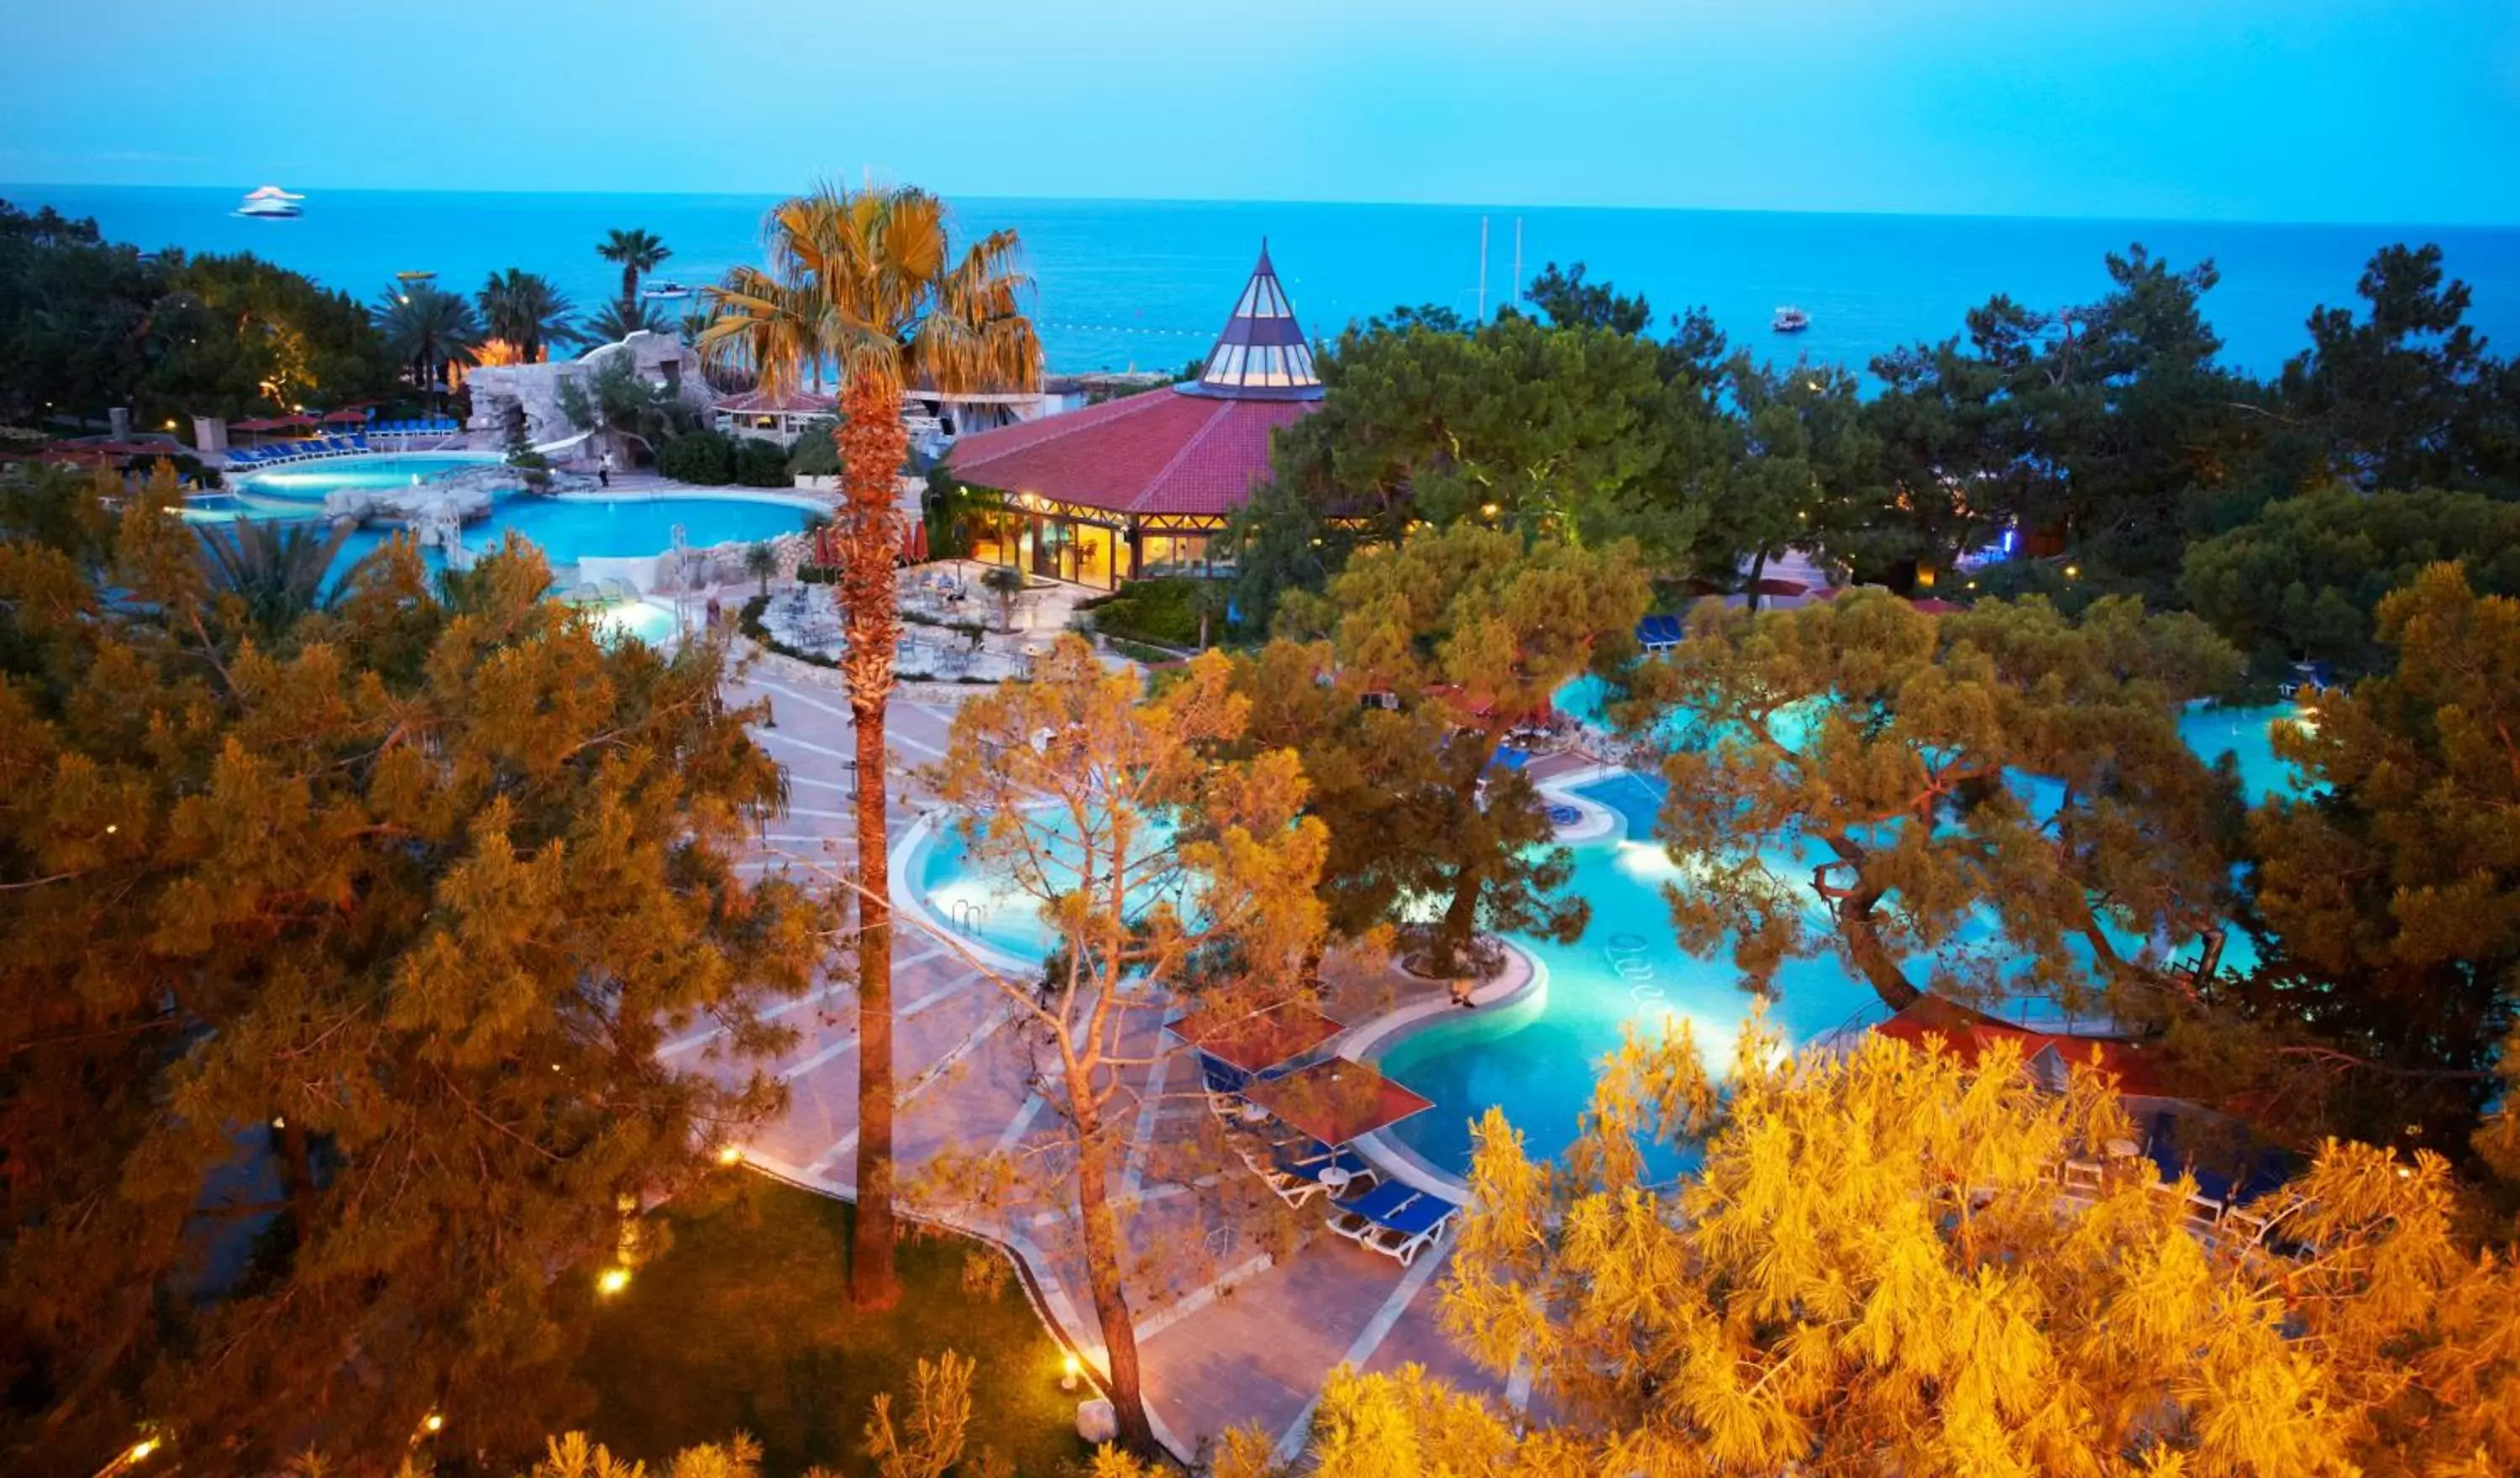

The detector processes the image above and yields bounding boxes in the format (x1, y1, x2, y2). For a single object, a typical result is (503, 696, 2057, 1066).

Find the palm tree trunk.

(837, 378, 907, 1309)
(621, 264, 639, 317)
(1067, 1063, 1155, 1451)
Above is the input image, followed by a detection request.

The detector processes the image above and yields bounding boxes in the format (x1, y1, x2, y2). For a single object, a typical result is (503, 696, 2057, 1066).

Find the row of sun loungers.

(228, 435, 371, 466)
(370, 417, 461, 437)
(1204, 1056, 1462, 1267)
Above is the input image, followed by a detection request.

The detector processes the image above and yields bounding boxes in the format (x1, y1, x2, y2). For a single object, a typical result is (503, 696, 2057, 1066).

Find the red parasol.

(1171, 1002, 1344, 1077)
(1242, 1058, 1435, 1147)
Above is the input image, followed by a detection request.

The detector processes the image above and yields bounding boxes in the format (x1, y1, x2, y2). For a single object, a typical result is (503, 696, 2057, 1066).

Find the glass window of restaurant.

(1140, 533, 1210, 578)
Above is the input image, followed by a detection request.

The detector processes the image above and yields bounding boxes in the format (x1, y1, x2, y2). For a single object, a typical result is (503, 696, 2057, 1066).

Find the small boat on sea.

(395, 269, 438, 284)
(237, 185, 304, 219)
(641, 280, 694, 301)
(1772, 305, 1811, 333)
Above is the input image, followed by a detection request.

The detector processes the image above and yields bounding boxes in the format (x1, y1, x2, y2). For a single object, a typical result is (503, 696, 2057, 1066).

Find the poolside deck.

(704, 650, 1523, 1459)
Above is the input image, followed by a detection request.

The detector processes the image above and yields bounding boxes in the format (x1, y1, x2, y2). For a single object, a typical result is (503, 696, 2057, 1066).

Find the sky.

(3, 0, 2517, 224)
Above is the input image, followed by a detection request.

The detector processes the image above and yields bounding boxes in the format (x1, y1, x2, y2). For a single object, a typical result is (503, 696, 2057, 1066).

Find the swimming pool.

(909, 700, 2314, 1179)
(191, 455, 819, 603)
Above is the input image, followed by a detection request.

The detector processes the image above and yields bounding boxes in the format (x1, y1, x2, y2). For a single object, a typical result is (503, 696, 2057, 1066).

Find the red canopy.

(1872, 995, 2165, 1097)
(1908, 596, 1966, 615)
(1171, 1002, 1344, 1076)
(320, 408, 370, 425)
(1242, 1058, 1435, 1147)
(1747, 576, 1809, 598)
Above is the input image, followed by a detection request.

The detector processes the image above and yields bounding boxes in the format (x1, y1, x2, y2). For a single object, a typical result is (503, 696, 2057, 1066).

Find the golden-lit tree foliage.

(919, 636, 1329, 1452)
(1421, 1026, 2520, 1477)
(0, 469, 827, 1472)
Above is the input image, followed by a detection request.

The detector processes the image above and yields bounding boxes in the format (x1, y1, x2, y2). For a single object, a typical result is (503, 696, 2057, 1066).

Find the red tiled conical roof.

(945, 387, 1311, 517)
(945, 242, 1322, 517)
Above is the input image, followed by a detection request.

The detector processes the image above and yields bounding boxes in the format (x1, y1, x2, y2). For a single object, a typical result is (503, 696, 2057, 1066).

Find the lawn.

(575, 1178, 1091, 1477)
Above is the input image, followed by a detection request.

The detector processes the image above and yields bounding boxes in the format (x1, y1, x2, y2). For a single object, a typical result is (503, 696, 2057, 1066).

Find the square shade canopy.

(1169, 1001, 1344, 1077)
(1242, 1058, 1436, 1148)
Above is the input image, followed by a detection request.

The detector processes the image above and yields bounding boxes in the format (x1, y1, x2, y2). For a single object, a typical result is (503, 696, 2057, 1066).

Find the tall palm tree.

(699, 183, 1037, 1313)
(476, 269, 581, 363)
(596, 228, 672, 315)
(370, 282, 480, 410)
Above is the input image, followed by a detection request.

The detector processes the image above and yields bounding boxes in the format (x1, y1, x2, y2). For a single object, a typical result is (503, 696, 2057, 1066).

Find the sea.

(10, 184, 2520, 382)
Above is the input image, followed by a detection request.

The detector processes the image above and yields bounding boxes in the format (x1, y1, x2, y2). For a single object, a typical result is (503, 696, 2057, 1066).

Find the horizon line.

(5, 179, 2516, 236)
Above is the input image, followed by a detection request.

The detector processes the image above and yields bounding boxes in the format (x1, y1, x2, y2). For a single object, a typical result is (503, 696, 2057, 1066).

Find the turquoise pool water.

(186, 456, 816, 620)
(1558, 672, 2312, 805)
(916, 815, 1189, 965)
(912, 697, 2315, 1178)
(238, 452, 500, 499)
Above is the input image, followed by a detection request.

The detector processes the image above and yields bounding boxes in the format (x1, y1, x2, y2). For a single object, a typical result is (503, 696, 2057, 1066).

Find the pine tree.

(1635, 588, 2244, 1014)
(918, 637, 1329, 1453)
(0, 471, 830, 1471)
(1260, 524, 1650, 977)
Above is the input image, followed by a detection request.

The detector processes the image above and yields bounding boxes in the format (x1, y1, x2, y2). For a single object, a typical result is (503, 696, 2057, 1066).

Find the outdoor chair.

(1248, 1140, 1372, 1208)
(1326, 1182, 1458, 1266)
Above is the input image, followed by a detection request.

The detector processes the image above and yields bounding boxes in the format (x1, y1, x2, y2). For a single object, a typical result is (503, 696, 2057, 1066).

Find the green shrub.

(656, 430, 736, 485)
(732, 438, 792, 488)
(1084, 577, 1206, 648)
(1103, 637, 1181, 665)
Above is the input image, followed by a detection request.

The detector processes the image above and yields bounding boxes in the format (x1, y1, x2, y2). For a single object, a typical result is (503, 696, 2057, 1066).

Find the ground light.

(1059, 1351, 1082, 1392)
(717, 1144, 744, 1166)
(597, 1266, 633, 1296)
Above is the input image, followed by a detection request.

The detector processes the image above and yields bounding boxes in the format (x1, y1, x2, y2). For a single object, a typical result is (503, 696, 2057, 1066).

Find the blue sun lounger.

(1251, 1139, 1374, 1208)
(1326, 1181, 1459, 1265)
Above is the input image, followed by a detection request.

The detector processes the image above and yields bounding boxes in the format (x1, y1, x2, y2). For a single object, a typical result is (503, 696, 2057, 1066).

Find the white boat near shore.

(1772, 304, 1810, 333)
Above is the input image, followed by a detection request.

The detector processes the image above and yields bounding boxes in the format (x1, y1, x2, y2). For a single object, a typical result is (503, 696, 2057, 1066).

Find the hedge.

(656, 430, 736, 485)
(732, 438, 792, 488)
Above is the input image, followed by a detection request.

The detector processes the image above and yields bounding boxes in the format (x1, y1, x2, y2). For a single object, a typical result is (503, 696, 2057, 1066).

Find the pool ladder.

(948, 899, 987, 936)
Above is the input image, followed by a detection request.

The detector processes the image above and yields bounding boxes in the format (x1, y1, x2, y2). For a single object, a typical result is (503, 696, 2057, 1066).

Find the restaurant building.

(941, 243, 1324, 588)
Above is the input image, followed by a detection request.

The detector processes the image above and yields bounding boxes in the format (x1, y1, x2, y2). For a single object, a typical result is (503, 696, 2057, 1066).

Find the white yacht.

(237, 185, 304, 219)
(641, 279, 694, 301)
(1772, 305, 1811, 333)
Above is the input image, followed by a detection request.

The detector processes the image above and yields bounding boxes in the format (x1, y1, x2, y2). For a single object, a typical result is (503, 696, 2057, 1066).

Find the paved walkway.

(697, 645, 1515, 1459)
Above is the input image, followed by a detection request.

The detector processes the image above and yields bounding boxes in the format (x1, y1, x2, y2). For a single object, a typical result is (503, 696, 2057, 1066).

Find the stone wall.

(465, 331, 712, 448)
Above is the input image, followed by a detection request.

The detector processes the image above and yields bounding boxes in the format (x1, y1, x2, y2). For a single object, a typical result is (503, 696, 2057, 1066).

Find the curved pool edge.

(886, 807, 1045, 980)
(549, 485, 832, 516)
(1336, 939, 1554, 1202)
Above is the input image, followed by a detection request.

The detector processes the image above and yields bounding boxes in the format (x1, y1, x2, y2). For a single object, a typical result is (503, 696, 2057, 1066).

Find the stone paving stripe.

(659, 941, 943, 1057)
(778, 1035, 861, 1083)
(659, 982, 850, 1056)
(1505, 1354, 1534, 1412)
(749, 679, 853, 721)
(905, 1000, 1016, 1100)
(996, 1091, 1047, 1151)
(753, 726, 848, 762)
(1121, 1048, 1174, 1198)
(1271, 1244, 1451, 1464)
(806, 1129, 859, 1174)
(1134, 1250, 1277, 1342)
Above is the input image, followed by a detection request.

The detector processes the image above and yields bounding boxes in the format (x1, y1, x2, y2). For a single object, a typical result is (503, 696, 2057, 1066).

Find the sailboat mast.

(1512, 217, 1522, 313)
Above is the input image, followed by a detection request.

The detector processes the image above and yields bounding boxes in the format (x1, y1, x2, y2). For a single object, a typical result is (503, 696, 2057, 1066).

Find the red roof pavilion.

(943, 242, 1323, 586)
